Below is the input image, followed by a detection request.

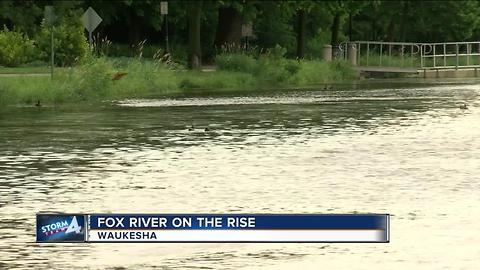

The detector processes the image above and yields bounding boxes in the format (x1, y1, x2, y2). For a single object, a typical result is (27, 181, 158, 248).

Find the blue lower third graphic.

(36, 214, 86, 242)
(88, 214, 389, 243)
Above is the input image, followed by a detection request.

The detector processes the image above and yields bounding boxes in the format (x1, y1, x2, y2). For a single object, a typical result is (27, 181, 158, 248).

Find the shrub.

(215, 53, 258, 73)
(216, 47, 304, 86)
(56, 56, 115, 100)
(267, 44, 288, 60)
(35, 20, 89, 66)
(0, 26, 35, 67)
(305, 33, 330, 59)
(256, 52, 300, 85)
(329, 60, 358, 81)
(294, 60, 332, 84)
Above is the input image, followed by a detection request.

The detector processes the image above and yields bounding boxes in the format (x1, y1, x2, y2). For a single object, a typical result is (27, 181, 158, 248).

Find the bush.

(75, 57, 115, 98)
(329, 60, 358, 81)
(215, 53, 258, 73)
(35, 20, 89, 66)
(216, 46, 304, 86)
(256, 46, 301, 85)
(0, 26, 35, 67)
(305, 33, 330, 59)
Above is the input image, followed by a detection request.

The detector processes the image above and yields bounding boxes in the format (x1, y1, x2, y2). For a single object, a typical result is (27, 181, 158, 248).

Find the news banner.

(36, 214, 389, 243)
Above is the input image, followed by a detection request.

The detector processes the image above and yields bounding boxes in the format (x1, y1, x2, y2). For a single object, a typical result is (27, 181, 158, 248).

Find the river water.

(0, 81, 479, 269)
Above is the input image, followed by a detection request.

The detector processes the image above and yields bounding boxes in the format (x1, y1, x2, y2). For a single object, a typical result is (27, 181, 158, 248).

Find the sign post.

(161, 2, 169, 53)
(241, 24, 253, 50)
(81, 7, 102, 47)
(44, 6, 55, 79)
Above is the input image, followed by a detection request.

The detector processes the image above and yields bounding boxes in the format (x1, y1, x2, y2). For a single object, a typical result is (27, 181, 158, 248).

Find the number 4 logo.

(65, 216, 82, 234)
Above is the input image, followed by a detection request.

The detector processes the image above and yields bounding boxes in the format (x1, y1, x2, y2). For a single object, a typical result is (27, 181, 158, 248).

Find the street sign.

(242, 24, 253, 37)
(81, 7, 102, 32)
(44, 6, 55, 26)
(161, 2, 168, 15)
(81, 7, 102, 46)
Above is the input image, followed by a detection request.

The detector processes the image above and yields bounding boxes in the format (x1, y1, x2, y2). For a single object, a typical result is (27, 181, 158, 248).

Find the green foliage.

(0, 26, 35, 67)
(36, 20, 89, 66)
(68, 56, 115, 99)
(254, 2, 297, 55)
(306, 32, 330, 59)
(216, 46, 355, 87)
(329, 60, 358, 81)
(0, 55, 356, 106)
(215, 53, 258, 73)
(215, 45, 301, 85)
(3, 0, 480, 64)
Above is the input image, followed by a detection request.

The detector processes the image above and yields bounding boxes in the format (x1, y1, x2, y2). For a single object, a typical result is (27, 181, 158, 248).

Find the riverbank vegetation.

(0, 53, 356, 105)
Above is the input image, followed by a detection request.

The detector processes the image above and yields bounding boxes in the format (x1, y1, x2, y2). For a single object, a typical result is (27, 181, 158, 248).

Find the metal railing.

(420, 41, 480, 69)
(340, 41, 480, 70)
(340, 41, 421, 68)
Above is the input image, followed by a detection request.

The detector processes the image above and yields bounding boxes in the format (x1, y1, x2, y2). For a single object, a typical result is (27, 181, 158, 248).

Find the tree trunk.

(386, 18, 395, 42)
(371, 17, 376, 41)
(188, 1, 202, 70)
(400, 1, 409, 42)
(127, 10, 141, 47)
(296, 9, 306, 59)
(330, 13, 341, 46)
(348, 13, 352, 41)
(214, 6, 242, 50)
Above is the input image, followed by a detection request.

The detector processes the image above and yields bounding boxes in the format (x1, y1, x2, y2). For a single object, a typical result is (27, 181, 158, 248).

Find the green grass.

(0, 56, 357, 106)
(358, 54, 421, 68)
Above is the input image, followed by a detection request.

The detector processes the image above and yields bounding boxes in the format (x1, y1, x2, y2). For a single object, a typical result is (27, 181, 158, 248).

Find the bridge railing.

(420, 41, 480, 69)
(339, 41, 421, 68)
(339, 41, 480, 70)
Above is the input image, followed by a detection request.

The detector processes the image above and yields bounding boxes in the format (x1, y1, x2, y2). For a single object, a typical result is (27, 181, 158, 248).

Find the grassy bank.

(0, 56, 357, 105)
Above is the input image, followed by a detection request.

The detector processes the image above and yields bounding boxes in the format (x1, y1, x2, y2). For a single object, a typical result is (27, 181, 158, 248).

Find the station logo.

(36, 214, 86, 242)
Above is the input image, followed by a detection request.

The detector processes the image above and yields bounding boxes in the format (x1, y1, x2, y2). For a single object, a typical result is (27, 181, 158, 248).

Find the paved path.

(0, 73, 50, 77)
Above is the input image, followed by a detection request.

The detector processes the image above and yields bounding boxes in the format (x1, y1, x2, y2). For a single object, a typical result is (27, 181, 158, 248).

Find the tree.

(86, 0, 165, 45)
(214, 1, 243, 49)
(326, 0, 368, 45)
(293, 1, 318, 59)
(188, 1, 202, 69)
(253, 1, 296, 54)
(296, 8, 306, 58)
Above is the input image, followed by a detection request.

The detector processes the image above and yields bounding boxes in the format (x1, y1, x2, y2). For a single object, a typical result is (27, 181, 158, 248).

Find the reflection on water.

(0, 84, 479, 269)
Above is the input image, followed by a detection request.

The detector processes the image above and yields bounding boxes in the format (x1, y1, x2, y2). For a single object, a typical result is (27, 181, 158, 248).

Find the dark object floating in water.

(459, 103, 468, 110)
(35, 100, 41, 107)
(187, 125, 211, 132)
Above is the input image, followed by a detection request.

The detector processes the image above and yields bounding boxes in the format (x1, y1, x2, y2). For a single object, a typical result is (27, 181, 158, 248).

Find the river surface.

(0, 81, 479, 269)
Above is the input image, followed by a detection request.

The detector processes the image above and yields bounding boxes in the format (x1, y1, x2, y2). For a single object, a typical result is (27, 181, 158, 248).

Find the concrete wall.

(422, 68, 480, 78)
